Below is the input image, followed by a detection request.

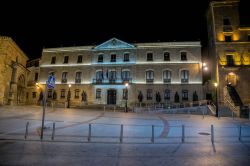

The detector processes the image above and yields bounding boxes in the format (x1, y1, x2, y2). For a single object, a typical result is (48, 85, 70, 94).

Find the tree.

(138, 91, 143, 103)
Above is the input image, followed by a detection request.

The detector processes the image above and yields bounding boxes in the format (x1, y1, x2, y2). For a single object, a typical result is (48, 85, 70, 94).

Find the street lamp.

(67, 84, 71, 108)
(214, 82, 218, 117)
(125, 82, 129, 112)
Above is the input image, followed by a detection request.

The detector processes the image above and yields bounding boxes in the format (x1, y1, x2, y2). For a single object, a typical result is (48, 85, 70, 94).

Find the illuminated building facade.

(0, 36, 29, 105)
(207, 0, 250, 116)
(38, 38, 203, 107)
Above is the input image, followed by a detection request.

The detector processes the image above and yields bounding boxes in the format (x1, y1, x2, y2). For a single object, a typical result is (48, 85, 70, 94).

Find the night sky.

(0, 0, 249, 60)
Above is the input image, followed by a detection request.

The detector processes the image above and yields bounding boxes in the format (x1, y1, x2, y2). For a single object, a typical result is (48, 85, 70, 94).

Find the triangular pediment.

(94, 38, 135, 50)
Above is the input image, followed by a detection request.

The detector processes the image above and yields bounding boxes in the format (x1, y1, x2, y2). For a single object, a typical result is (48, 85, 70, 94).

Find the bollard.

(104, 105, 106, 112)
(51, 122, 55, 140)
(238, 125, 242, 141)
(120, 124, 123, 143)
(151, 125, 154, 143)
(88, 124, 91, 142)
(24, 121, 29, 139)
(182, 125, 185, 143)
(211, 125, 214, 144)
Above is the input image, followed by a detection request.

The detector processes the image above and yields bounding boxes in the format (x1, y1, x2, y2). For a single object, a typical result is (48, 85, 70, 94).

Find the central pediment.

(93, 38, 135, 50)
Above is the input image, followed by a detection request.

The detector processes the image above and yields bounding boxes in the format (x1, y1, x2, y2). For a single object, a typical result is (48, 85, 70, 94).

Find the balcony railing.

(146, 79, 154, 83)
(61, 78, 67, 83)
(223, 25, 233, 32)
(181, 79, 189, 83)
(75, 79, 81, 84)
(92, 78, 132, 84)
(163, 79, 171, 83)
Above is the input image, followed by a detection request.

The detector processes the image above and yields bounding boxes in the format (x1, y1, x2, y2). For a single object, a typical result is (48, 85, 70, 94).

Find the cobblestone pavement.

(0, 106, 250, 165)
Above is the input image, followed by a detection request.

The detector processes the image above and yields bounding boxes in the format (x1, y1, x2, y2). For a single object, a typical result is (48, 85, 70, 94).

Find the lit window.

(182, 90, 188, 101)
(147, 53, 153, 61)
(147, 89, 153, 100)
(75, 89, 80, 99)
(164, 89, 170, 100)
(77, 55, 82, 63)
(181, 52, 187, 61)
(164, 52, 170, 61)
(96, 89, 101, 99)
(181, 70, 189, 83)
(124, 53, 130, 62)
(64, 56, 69, 63)
(51, 56, 56, 64)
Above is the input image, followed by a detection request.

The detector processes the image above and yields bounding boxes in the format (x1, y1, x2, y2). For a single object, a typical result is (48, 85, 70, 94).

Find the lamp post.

(67, 84, 71, 108)
(125, 83, 128, 112)
(214, 82, 218, 117)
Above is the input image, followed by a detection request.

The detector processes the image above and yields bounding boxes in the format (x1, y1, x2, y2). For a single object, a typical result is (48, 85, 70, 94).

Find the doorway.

(107, 89, 116, 105)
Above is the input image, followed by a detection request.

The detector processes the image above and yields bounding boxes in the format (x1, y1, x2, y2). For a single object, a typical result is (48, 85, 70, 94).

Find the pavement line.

(158, 116, 170, 138)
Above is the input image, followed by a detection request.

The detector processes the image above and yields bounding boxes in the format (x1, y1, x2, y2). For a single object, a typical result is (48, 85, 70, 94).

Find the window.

(123, 88, 128, 100)
(109, 71, 116, 83)
(61, 72, 68, 83)
(75, 89, 80, 99)
(61, 89, 65, 98)
(96, 89, 101, 99)
(64, 56, 69, 63)
(147, 89, 153, 100)
(77, 55, 82, 63)
(164, 52, 170, 61)
(34, 72, 38, 82)
(32, 92, 36, 98)
(182, 90, 188, 101)
(164, 89, 170, 100)
(111, 54, 116, 62)
(225, 35, 232, 42)
(181, 70, 189, 83)
(124, 53, 130, 62)
(47, 89, 52, 99)
(96, 70, 104, 81)
(223, 18, 230, 25)
(226, 55, 234, 66)
(98, 54, 103, 62)
(122, 70, 130, 81)
(181, 52, 187, 61)
(75, 72, 82, 83)
(51, 56, 56, 64)
(146, 70, 154, 82)
(163, 70, 171, 83)
(147, 53, 153, 61)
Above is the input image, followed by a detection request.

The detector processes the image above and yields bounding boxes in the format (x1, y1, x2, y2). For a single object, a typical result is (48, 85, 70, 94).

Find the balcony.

(75, 79, 81, 84)
(181, 79, 189, 83)
(61, 78, 67, 84)
(223, 25, 233, 33)
(92, 78, 132, 84)
(163, 79, 171, 83)
(146, 79, 154, 83)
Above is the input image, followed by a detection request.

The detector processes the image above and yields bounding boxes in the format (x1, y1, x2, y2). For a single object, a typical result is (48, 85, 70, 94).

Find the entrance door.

(107, 89, 116, 105)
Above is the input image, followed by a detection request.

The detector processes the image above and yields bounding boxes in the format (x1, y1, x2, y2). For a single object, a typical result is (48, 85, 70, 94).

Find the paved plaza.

(0, 105, 250, 165)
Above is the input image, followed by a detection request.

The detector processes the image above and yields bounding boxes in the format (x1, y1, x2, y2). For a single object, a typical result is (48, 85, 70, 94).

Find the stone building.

(0, 36, 29, 105)
(207, 0, 250, 116)
(38, 38, 203, 108)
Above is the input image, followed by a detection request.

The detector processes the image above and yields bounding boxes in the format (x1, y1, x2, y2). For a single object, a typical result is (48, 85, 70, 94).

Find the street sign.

(47, 75, 55, 89)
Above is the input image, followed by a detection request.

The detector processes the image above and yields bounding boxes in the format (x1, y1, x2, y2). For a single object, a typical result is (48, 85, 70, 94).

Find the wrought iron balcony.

(163, 79, 171, 83)
(61, 78, 67, 83)
(181, 79, 189, 83)
(92, 78, 132, 84)
(75, 79, 81, 84)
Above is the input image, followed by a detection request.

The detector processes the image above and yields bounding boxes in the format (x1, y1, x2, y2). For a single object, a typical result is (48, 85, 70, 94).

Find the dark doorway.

(107, 89, 116, 105)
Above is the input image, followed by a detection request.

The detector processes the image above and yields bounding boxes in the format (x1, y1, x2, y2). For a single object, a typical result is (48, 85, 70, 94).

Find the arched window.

(121, 70, 130, 81)
(75, 72, 82, 83)
(146, 70, 154, 83)
(96, 70, 103, 83)
(61, 72, 68, 83)
(181, 70, 189, 83)
(163, 70, 171, 83)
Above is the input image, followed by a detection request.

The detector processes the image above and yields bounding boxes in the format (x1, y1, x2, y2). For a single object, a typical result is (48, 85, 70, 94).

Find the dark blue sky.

(1, 0, 248, 59)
